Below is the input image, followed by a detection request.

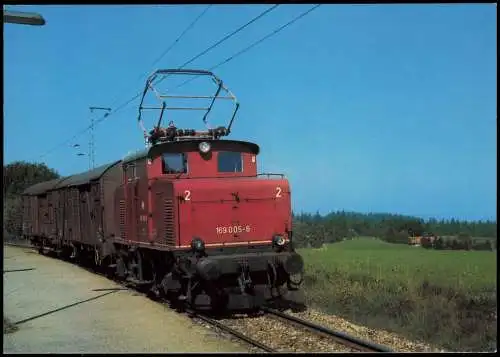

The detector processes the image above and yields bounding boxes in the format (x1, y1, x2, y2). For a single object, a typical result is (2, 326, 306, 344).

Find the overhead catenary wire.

(38, 6, 211, 161)
(148, 5, 213, 74)
(37, 94, 140, 161)
(111, 4, 279, 123)
(174, 4, 322, 90)
(110, 5, 212, 108)
(152, 4, 280, 87)
(36, 4, 286, 161)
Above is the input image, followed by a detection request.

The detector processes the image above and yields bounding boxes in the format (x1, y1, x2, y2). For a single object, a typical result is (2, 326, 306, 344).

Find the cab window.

(162, 153, 187, 174)
(218, 151, 243, 173)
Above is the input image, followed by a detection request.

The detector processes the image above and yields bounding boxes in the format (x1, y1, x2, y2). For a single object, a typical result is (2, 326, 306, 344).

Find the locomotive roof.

(22, 177, 66, 196)
(122, 139, 260, 165)
(54, 160, 121, 189)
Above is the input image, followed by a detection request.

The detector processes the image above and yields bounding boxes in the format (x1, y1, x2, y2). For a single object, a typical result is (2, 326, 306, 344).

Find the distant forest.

(292, 211, 497, 249)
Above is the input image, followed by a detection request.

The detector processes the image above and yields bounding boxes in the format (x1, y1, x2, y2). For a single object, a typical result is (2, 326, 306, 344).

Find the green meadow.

(298, 238, 497, 351)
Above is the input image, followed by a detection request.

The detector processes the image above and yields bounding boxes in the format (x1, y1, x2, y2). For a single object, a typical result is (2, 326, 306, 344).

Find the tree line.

(3, 161, 60, 237)
(292, 211, 497, 250)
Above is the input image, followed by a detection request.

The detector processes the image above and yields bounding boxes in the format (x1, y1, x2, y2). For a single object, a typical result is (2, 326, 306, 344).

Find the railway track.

(186, 309, 276, 352)
(261, 307, 393, 352)
(190, 307, 393, 353)
(4, 242, 393, 353)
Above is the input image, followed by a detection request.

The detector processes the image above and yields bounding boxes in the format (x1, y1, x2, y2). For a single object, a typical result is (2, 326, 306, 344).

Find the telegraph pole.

(88, 107, 111, 170)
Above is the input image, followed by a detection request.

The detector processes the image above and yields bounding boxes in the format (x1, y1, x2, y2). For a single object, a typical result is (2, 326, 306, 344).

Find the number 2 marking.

(275, 186, 282, 198)
(184, 190, 191, 201)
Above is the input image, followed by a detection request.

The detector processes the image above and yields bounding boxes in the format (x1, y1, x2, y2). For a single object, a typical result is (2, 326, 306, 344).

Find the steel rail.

(261, 307, 393, 352)
(185, 309, 275, 353)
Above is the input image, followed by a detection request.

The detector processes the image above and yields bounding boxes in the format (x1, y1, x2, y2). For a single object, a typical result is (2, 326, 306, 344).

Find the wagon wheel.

(59, 243, 71, 261)
(37, 242, 44, 255)
(94, 246, 102, 267)
(37, 238, 46, 255)
(102, 255, 114, 279)
(73, 245, 83, 265)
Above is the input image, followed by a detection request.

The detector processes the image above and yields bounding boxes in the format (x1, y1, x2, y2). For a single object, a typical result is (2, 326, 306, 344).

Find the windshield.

(218, 151, 242, 173)
(162, 153, 187, 174)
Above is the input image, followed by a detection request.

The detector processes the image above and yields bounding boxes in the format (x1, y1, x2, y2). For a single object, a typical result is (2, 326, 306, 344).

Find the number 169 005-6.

(216, 225, 251, 235)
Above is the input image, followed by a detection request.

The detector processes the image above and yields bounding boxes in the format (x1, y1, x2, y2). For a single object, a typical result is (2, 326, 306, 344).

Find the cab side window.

(124, 163, 137, 182)
(162, 153, 187, 174)
(218, 151, 243, 173)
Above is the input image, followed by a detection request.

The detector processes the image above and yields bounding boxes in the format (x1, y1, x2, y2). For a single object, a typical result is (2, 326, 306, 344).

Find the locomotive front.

(136, 69, 305, 311)
(155, 140, 305, 310)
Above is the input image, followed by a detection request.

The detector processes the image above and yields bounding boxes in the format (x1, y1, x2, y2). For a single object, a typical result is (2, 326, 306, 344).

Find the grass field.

(298, 238, 497, 352)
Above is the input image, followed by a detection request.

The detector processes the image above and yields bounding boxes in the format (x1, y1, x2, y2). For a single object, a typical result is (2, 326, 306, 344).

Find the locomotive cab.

(146, 139, 292, 250)
(148, 139, 258, 179)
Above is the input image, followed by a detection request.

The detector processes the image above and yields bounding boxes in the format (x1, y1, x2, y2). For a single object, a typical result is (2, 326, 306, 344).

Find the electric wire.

(110, 5, 212, 107)
(152, 4, 280, 87)
(37, 5, 213, 160)
(174, 4, 322, 91)
(36, 4, 292, 161)
(149, 5, 213, 74)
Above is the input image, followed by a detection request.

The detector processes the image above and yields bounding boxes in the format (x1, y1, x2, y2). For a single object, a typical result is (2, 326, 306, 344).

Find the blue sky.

(3, 4, 497, 221)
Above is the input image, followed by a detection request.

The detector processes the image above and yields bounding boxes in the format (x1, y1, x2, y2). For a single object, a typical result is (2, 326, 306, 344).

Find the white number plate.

(216, 225, 251, 235)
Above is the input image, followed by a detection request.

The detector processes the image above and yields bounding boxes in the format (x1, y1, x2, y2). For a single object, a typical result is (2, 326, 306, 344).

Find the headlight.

(273, 235, 285, 246)
(198, 141, 211, 154)
(191, 237, 205, 253)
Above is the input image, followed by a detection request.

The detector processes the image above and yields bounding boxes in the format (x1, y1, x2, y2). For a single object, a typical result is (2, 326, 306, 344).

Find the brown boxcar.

(22, 178, 65, 241)
(51, 160, 122, 249)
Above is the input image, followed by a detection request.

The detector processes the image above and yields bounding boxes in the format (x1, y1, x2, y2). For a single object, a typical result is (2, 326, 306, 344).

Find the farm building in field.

(408, 233, 437, 246)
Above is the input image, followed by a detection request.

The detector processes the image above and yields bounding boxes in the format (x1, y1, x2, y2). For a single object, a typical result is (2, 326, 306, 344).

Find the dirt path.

(3, 245, 247, 353)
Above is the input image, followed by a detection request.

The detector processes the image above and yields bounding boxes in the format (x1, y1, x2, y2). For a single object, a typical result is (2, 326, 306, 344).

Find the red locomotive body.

(21, 69, 305, 311)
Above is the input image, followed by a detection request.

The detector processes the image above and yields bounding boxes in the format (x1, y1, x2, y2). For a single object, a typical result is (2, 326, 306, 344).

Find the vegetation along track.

(4, 242, 392, 352)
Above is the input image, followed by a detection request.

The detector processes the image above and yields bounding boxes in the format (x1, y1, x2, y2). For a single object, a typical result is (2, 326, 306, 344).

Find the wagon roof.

(122, 139, 260, 165)
(54, 160, 121, 189)
(122, 149, 148, 165)
(22, 177, 66, 196)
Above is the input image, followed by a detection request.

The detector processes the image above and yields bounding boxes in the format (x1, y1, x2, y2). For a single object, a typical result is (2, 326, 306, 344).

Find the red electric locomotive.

(22, 69, 305, 311)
